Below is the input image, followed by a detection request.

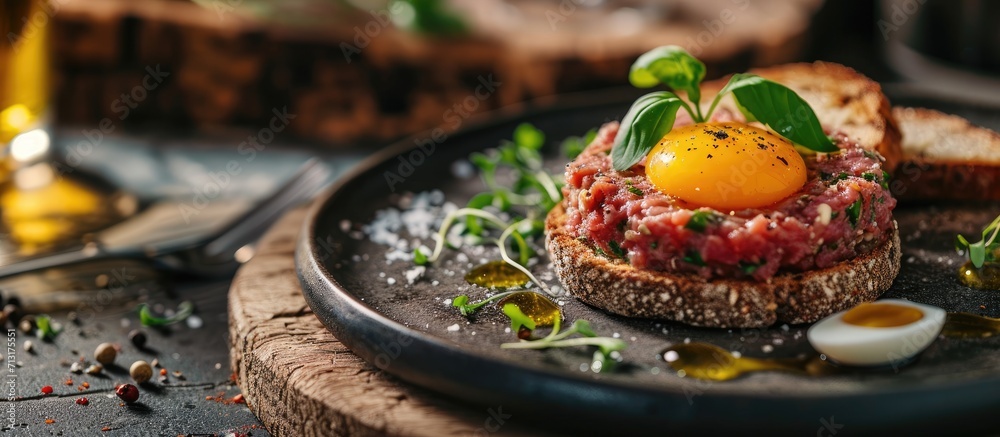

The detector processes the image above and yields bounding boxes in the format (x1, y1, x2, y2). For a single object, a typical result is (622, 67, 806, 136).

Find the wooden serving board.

(228, 206, 553, 437)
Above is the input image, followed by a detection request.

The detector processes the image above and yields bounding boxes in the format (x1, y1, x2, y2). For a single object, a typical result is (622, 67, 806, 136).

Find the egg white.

(807, 299, 945, 367)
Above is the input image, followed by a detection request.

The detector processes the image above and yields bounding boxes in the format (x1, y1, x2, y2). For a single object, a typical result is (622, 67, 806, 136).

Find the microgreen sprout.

(138, 301, 194, 327)
(452, 291, 519, 317)
(957, 213, 1000, 268)
(501, 315, 627, 370)
(415, 123, 592, 296)
(35, 315, 61, 340)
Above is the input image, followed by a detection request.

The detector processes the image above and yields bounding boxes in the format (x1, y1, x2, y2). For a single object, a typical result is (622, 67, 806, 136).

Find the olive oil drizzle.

(464, 261, 531, 289)
(661, 343, 838, 381)
(496, 291, 561, 327)
(958, 261, 1000, 290)
(942, 312, 1000, 338)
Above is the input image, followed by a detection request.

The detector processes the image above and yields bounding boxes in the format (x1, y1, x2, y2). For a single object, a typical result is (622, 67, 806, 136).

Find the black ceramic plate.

(297, 88, 1000, 435)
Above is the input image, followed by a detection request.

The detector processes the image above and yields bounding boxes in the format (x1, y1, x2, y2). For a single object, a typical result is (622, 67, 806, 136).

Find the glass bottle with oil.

(1, 0, 52, 171)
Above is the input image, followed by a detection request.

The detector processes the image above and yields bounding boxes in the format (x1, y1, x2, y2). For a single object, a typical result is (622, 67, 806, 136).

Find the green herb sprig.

(613, 45, 837, 171)
(957, 214, 1000, 268)
(138, 301, 194, 327)
(35, 315, 61, 340)
(451, 291, 518, 317)
(500, 313, 627, 369)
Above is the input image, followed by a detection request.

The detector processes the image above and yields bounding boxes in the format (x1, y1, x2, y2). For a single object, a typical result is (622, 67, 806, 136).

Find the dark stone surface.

(6, 280, 270, 437)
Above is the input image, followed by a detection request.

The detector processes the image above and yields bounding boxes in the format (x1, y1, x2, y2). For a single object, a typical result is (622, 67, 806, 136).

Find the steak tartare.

(562, 121, 897, 281)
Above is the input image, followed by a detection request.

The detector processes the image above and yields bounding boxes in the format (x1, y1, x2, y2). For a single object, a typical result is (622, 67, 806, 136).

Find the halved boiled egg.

(645, 122, 807, 210)
(807, 299, 945, 367)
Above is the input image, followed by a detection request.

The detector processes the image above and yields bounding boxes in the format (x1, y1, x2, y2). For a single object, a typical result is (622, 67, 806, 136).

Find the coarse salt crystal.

(446, 324, 460, 332)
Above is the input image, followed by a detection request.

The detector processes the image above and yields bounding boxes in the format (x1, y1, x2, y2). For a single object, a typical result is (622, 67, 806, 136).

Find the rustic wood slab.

(228, 206, 551, 436)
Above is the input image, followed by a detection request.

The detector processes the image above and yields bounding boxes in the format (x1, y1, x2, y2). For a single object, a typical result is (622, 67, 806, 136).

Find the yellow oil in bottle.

(496, 291, 561, 327)
(958, 261, 1000, 290)
(1, 0, 50, 144)
(465, 261, 530, 289)
(0, 163, 134, 253)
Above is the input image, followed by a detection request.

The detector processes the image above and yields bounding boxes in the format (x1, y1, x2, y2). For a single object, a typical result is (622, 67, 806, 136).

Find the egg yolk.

(841, 303, 924, 328)
(644, 122, 808, 210)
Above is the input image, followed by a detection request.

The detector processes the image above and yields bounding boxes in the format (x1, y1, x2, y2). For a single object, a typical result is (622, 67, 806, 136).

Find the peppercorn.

(41, 385, 53, 394)
(127, 329, 147, 349)
(18, 316, 34, 333)
(115, 384, 139, 403)
(3, 303, 20, 325)
(129, 360, 152, 384)
(94, 343, 116, 365)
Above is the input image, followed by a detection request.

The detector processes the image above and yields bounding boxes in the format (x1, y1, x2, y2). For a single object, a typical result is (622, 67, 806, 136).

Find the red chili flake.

(82, 382, 90, 388)
(232, 394, 245, 404)
(115, 384, 139, 403)
(101, 426, 111, 432)
(76, 397, 89, 406)
(41, 386, 53, 394)
(159, 368, 167, 376)
(45, 418, 55, 424)
(64, 378, 73, 386)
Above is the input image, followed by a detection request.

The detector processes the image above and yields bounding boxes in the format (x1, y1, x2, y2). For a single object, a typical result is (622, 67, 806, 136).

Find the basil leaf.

(612, 92, 684, 171)
(720, 74, 838, 153)
(629, 45, 706, 107)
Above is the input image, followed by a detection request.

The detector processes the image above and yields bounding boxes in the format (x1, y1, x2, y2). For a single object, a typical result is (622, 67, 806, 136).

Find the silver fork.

(0, 158, 332, 279)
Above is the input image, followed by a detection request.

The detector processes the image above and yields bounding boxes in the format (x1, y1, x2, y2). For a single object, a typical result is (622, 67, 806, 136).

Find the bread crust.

(699, 62, 903, 172)
(893, 107, 1000, 201)
(545, 204, 901, 328)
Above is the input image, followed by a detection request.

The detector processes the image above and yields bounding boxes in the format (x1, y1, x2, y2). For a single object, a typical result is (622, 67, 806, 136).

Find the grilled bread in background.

(892, 107, 1000, 201)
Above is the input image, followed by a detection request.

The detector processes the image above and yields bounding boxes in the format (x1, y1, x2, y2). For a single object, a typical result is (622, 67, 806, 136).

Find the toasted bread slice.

(546, 204, 901, 328)
(892, 107, 1000, 201)
(700, 62, 903, 172)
